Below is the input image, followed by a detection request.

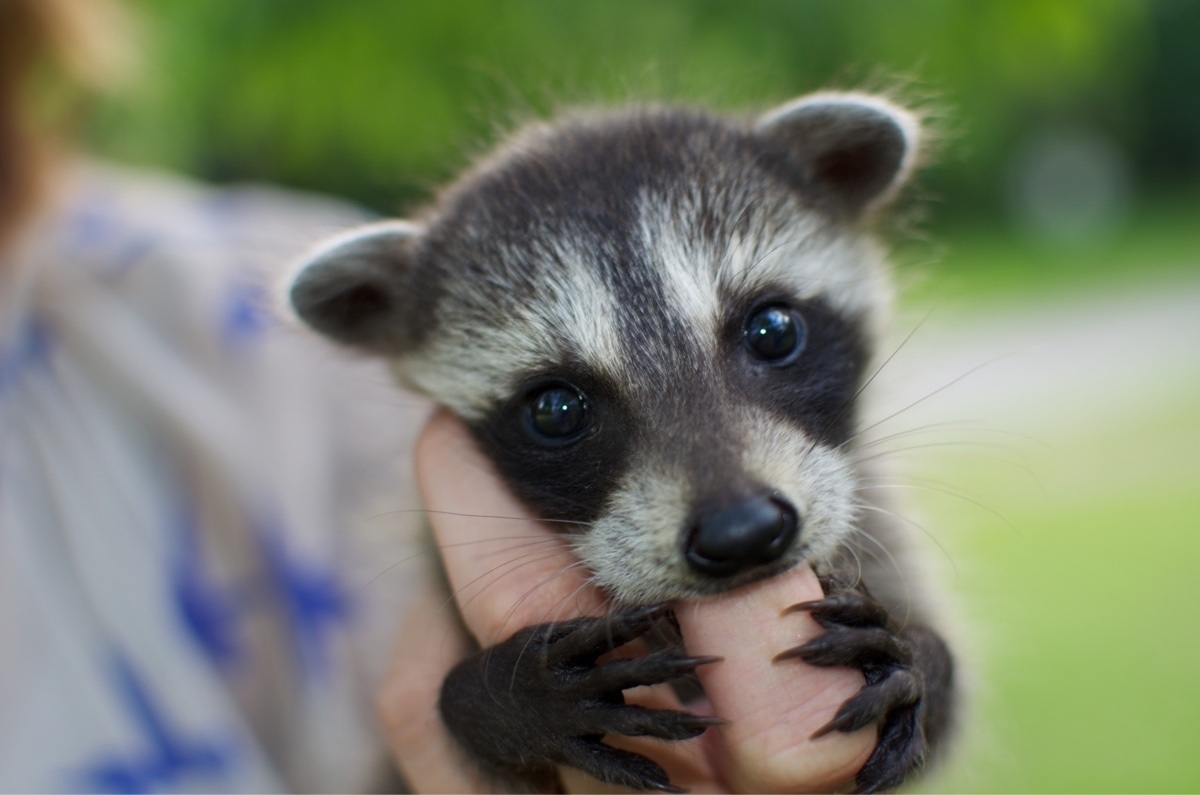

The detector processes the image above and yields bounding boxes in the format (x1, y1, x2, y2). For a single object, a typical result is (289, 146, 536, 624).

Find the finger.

(677, 566, 876, 793)
(376, 578, 496, 794)
(414, 409, 607, 647)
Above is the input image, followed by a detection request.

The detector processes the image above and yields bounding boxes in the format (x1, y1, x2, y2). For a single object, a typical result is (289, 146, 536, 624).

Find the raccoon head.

(289, 92, 921, 605)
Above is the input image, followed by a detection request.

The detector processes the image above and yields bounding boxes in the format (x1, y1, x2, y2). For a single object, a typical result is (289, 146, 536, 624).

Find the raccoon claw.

(440, 606, 719, 792)
(563, 740, 685, 793)
(582, 650, 724, 693)
(850, 702, 925, 793)
(590, 705, 727, 740)
(780, 573, 929, 793)
(775, 626, 911, 669)
(547, 603, 672, 667)
(785, 589, 891, 628)
(811, 669, 920, 737)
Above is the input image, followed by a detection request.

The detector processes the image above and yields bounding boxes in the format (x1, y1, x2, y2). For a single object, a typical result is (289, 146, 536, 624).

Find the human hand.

(377, 409, 875, 793)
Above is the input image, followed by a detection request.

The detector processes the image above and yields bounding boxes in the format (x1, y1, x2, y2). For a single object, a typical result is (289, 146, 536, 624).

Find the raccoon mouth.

(673, 544, 810, 601)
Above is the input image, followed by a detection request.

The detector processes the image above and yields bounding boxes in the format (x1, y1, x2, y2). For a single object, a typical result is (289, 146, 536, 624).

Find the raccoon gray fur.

(288, 92, 956, 793)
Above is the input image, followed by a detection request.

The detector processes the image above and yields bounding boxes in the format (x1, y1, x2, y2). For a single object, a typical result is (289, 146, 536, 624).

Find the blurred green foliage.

(89, 0, 1199, 224)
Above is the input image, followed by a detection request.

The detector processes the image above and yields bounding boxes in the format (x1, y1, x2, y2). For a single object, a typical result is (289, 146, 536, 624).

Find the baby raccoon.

(288, 92, 955, 793)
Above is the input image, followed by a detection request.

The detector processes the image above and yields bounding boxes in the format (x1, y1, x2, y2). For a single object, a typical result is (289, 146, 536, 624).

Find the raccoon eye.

(527, 386, 589, 441)
(743, 305, 806, 363)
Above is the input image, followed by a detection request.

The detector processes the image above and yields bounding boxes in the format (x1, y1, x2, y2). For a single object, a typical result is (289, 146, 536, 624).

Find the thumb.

(677, 566, 875, 793)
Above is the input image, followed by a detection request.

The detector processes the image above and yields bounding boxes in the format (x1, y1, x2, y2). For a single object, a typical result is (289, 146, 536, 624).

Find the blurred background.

(70, 0, 1200, 791)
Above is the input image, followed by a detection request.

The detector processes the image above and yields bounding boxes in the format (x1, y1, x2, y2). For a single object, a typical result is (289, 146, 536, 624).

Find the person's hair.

(0, 0, 130, 251)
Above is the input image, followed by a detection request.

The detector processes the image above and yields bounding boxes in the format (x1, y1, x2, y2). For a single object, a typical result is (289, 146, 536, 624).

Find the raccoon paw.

(776, 574, 925, 793)
(440, 605, 722, 793)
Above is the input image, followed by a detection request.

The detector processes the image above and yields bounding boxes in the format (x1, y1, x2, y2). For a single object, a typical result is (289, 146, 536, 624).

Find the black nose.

(685, 494, 800, 577)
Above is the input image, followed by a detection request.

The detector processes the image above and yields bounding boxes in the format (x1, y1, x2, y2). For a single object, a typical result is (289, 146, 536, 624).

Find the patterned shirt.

(0, 162, 427, 793)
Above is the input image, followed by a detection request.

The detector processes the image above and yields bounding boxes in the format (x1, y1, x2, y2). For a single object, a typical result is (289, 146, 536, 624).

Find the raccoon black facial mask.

(289, 92, 955, 794)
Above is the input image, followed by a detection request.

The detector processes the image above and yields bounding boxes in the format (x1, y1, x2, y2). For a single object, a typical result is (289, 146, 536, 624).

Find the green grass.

(912, 375, 1200, 792)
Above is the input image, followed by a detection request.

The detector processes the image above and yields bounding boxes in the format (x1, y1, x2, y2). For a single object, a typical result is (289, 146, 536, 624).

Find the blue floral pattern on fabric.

(256, 521, 351, 679)
(171, 510, 244, 670)
(77, 656, 240, 793)
(219, 280, 271, 345)
(0, 320, 52, 400)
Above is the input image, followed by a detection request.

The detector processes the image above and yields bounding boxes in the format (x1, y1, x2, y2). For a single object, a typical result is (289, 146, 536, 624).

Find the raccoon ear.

(287, 220, 427, 353)
(755, 92, 920, 219)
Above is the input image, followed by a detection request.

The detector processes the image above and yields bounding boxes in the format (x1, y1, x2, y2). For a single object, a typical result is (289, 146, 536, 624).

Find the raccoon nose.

(686, 494, 800, 577)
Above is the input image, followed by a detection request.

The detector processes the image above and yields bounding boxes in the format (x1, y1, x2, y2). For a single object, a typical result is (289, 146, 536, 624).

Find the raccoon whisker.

(535, 571, 598, 632)
(342, 393, 432, 411)
(859, 445, 1046, 497)
(456, 552, 578, 612)
(856, 420, 1051, 451)
(507, 573, 604, 696)
(360, 533, 562, 588)
(739, 229, 803, 277)
(358, 548, 436, 589)
(495, 561, 595, 694)
(437, 549, 584, 697)
(857, 418, 982, 441)
(797, 308, 935, 467)
(854, 443, 1028, 478)
(713, 199, 752, 275)
(841, 535, 886, 597)
(551, 563, 596, 616)
(489, 558, 593, 649)
(859, 453, 1046, 499)
(465, 553, 592, 704)
(859, 470, 1013, 494)
(856, 437, 1026, 459)
(840, 521, 914, 628)
(856, 424, 1028, 453)
(528, 585, 598, 653)
(474, 536, 570, 560)
(832, 532, 866, 586)
(364, 507, 589, 527)
(854, 441, 1040, 488)
(435, 533, 567, 549)
(844, 352, 1017, 447)
(854, 499, 959, 573)
(856, 480, 1018, 536)
(449, 548, 580, 622)
(811, 309, 931, 461)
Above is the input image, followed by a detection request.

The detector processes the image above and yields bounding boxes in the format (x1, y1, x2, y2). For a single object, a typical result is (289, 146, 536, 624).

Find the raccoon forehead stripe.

(720, 221, 883, 319)
(544, 237, 629, 383)
(398, 241, 627, 420)
(637, 194, 723, 342)
(638, 189, 883, 328)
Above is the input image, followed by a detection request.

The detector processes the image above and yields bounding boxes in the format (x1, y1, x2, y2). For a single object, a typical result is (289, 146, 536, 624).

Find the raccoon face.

(289, 93, 921, 605)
